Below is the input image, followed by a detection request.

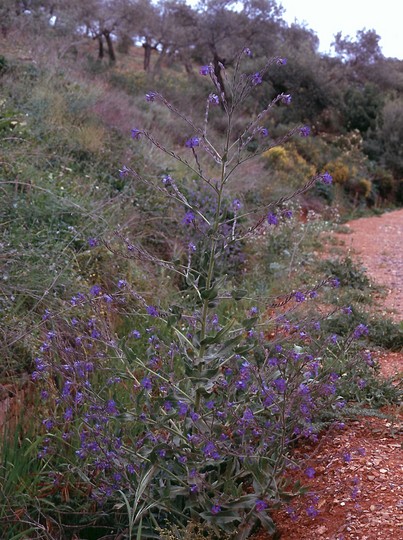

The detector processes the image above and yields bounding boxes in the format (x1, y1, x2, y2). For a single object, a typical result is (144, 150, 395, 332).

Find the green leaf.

(231, 289, 248, 300)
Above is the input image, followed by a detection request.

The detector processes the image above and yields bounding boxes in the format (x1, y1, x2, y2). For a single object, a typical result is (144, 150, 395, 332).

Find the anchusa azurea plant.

(35, 52, 369, 539)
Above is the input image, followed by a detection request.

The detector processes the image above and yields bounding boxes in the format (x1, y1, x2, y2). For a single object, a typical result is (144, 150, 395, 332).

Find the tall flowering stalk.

(34, 52, 350, 539)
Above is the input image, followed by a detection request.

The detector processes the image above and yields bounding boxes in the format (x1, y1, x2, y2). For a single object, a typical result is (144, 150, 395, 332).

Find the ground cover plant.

(1, 50, 398, 540)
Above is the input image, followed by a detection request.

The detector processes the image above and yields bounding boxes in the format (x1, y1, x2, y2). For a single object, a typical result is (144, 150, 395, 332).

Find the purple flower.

(277, 57, 287, 65)
(232, 198, 242, 211)
(211, 504, 221, 515)
(90, 284, 101, 296)
(162, 174, 173, 186)
(131, 330, 141, 338)
(321, 172, 333, 184)
(305, 467, 316, 478)
(131, 128, 142, 140)
(119, 165, 129, 178)
(88, 237, 98, 248)
(199, 65, 211, 76)
(294, 291, 306, 303)
(208, 93, 219, 105)
(243, 47, 252, 56)
(343, 452, 352, 463)
(188, 241, 196, 252)
(343, 305, 352, 315)
(117, 279, 127, 289)
(300, 125, 311, 137)
(259, 127, 269, 137)
(274, 378, 287, 393)
(281, 94, 292, 105)
(182, 211, 195, 225)
(352, 323, 369, 339)
(141, 377, 152, 391)
(185, 136, 200, 148)
(146, 305, 159, 317)
(251, 72, 262, 86)
(306, 505, 318, 518)
(256, 499, 268, 512)
(267, 213, 278, 225)
(145, 91, 157, 102)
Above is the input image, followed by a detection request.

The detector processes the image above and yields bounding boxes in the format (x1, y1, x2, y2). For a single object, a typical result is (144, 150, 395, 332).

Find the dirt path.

(335, 209, 403, 323)
(253, 209, 403, 540)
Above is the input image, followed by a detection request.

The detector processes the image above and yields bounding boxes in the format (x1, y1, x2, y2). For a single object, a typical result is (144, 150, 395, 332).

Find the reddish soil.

(254, 209, 403, 540)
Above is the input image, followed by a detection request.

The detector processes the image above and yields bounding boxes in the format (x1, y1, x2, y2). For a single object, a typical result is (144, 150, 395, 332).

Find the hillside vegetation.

(0, 2, 402, 539)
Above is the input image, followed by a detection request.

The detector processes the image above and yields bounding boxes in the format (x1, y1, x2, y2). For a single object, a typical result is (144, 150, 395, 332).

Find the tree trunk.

(103, 30, 116, 64)
(153, 45, 167, 76)
(98, 35, 104, 60)
(143, 42, 152, 72)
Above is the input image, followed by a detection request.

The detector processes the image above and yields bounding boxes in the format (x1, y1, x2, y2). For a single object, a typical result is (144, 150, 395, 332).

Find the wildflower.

(305, 467, 316, 478)
(119, 165, 130, 178)
(300, 125, 311, 137)
(211, 504, 221, 514)
(274, 378, 287, 392)
(145, 91, 157, 102)
(117, 279, 127, 289)
(352, 323, 369, 339)
(185, 136, 200, 148)
(232, 198, 242, 211)
(306, 505, 318, 518)
(281, 94, 292, 105)
(199, 65, 211, 75)
(243, 47, 252, 56)
(267, 212, 278, 225)
(188, 241, 196, 252)
(343, 452, 352, 463)
(141, 377, 152, 391)
(321, 171, 333, 184)
(90, 284, 101, 296)
(146, 305, 159, 317)
(277, 57, 287, 65)
(162, 174, 173, 186)
(182, 211, 195, 225)
(42, 309, 51, 320)
(131, 330, 141, 338)
(256, 499, 268, 512)
(208, 93, 219, 105)
(259, 127, 269, 137)
(294, 291, 306, 303)
(131, 128, 142, 140)
(343, 305, 352, 315)
(88, 237, 98, 248)
(251, 72, 262, 86)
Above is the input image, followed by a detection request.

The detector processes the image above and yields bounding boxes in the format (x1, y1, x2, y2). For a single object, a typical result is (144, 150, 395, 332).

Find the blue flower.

(119, 165, 130, 178)
(199, 65, 211, 75)
(251, 72, 262, 86)
(146, 305, 159, 317)
(277, 57, 287, 65)
(208, 93, 219, 105)
(131, 128, 142, 139)
(255, 499, 268, 512)
(182, 211, 195, 225)
(321, 172, 333, 184)
(294, 291, 305, 303)
(281, 94, 292, 105)
(185, 136, 200, 148)
(305, 466, 315, 478)
(243, 47, 252, 56)
(145, 91, 157, 102)
(211, 504, 221, 514)
(267, 213, 278, 225)
(300, 125, 311, 137)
